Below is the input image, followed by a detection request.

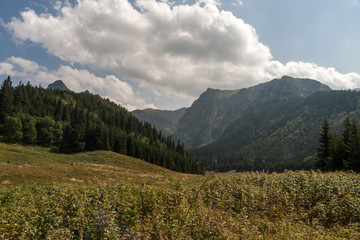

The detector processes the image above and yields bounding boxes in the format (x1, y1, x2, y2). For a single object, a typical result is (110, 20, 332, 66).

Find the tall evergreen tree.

(36, 117, 56, 147)
(329, 135, 345, 170)
(342, 115, 352, 165)
(0, 76, 14, 124)
(316, 118, 331, 171)
(344, 118, 360, 171)
(21, 116, 37, 145)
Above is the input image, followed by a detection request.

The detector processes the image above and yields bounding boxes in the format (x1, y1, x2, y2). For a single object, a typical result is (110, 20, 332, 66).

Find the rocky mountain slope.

(175, 76, 331, 148)
(47, 80, 71, 91)
(132, 108, 186, 136)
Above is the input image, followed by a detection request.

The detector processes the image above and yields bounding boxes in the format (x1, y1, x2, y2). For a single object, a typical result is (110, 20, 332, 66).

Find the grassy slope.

(1, 143, 360, 239)
(0, 143, 198, 186)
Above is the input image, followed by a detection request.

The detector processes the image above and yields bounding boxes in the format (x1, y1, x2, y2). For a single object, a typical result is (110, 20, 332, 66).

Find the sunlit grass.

(0, 143, 197, 186)
(1, 143, 360, 239)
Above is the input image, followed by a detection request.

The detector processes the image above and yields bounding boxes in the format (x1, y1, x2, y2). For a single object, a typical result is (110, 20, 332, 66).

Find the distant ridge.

(47, 80, 71, 91)
(132, 108, 187, 136)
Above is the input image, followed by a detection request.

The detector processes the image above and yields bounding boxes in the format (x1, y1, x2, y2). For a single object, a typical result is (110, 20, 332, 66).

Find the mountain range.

(133, 76, 360, 172)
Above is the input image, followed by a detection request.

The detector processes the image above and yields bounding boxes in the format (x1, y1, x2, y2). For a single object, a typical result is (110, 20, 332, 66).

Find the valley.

(134, 76, 360, 172)
(1, 76, 360, 239)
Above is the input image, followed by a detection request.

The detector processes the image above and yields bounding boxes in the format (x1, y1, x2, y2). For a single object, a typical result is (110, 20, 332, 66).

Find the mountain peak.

(47, 80, 71, 91)
(267, 76, 332, 96)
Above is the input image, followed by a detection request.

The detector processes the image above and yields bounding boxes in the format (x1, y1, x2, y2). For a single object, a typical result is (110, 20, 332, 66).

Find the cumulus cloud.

(266, 61, 360, 90)
(0, 57, 154, 110)
(5, 0, 360, 104)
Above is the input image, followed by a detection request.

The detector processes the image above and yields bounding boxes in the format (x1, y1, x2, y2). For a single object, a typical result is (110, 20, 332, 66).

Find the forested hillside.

(0, 76, 203, 174)
(191, 90, 360, 172)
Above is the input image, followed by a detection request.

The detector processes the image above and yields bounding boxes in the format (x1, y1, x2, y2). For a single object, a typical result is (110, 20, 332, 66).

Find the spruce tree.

(22, 116, 37, 145)
(344, 118, 360, 171)
(316, 118, 331, 171)
(0, 76, 14, 124)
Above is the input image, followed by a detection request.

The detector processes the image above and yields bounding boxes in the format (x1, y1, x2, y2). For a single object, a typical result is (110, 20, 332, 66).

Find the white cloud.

(0, 57, 154, 111)
(0, 62, 15, 76)
(266, 61, 360, 90)
(198, 0, 222, 6)
(5, 0, 360, 104)
(232, 0, 244, 6)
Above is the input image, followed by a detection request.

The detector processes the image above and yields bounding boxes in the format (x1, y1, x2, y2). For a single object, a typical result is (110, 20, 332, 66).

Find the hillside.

(191, 90, 360, 171)
(0, 77, 203, 174)
(132, 107, 186, 136)
(0, 143, 197, 185)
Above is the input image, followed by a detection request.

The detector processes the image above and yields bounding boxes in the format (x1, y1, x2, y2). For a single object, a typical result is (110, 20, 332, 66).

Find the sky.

(1, 0, 360, 110)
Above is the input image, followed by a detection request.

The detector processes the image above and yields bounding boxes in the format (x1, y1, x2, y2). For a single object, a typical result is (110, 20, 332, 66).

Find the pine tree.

(127, 136, 135, 156)
(329, 135, 345, 170)
(344, 118, 360, 171)
(14, 81, 26, 113)
(36, 117, 55, 147)
(22, 116, 37, 145)
(342, 115, 351, 165)
(316, 118, 331, 171)
(0, 76, 14, 124)
(54, 99, 63, 121)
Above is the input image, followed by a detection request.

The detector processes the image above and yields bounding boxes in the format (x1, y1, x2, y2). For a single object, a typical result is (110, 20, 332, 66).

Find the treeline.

(0, 76, 203, 174)
(316, 117, 360, 172)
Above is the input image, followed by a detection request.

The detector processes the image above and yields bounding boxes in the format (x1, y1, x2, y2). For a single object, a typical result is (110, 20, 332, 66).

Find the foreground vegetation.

(2, 170, 360, 238)
(1, 143, 360, 239)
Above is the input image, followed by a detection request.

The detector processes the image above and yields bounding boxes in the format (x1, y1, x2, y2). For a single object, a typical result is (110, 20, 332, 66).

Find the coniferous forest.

(0, 76, 204, 174)
(316, 117, 360, 172)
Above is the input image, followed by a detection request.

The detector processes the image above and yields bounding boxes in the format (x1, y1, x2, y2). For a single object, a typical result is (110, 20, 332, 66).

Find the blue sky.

(1, 0, 360, 110)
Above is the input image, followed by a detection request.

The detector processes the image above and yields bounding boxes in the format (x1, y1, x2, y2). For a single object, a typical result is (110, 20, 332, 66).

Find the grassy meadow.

(1, 143, 360, 239)
(0, 143, 196, 186)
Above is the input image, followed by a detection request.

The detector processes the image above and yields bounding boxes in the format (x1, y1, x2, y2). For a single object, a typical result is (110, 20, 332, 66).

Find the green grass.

(1, 143, 360, 239)
(0, 143, 197, 186)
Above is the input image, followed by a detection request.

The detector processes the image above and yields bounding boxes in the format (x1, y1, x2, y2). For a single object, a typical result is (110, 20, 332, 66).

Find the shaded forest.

(190, 90, 360, 172)
(0, 76, 203, 174)
(316, 117, 360, 172)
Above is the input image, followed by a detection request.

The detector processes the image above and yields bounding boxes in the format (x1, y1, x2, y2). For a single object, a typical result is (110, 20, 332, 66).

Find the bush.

(3, 116, 22, 143)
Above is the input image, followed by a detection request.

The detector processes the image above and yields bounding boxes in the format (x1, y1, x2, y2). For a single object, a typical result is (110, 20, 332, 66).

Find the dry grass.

(0, 143, 199, 186)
